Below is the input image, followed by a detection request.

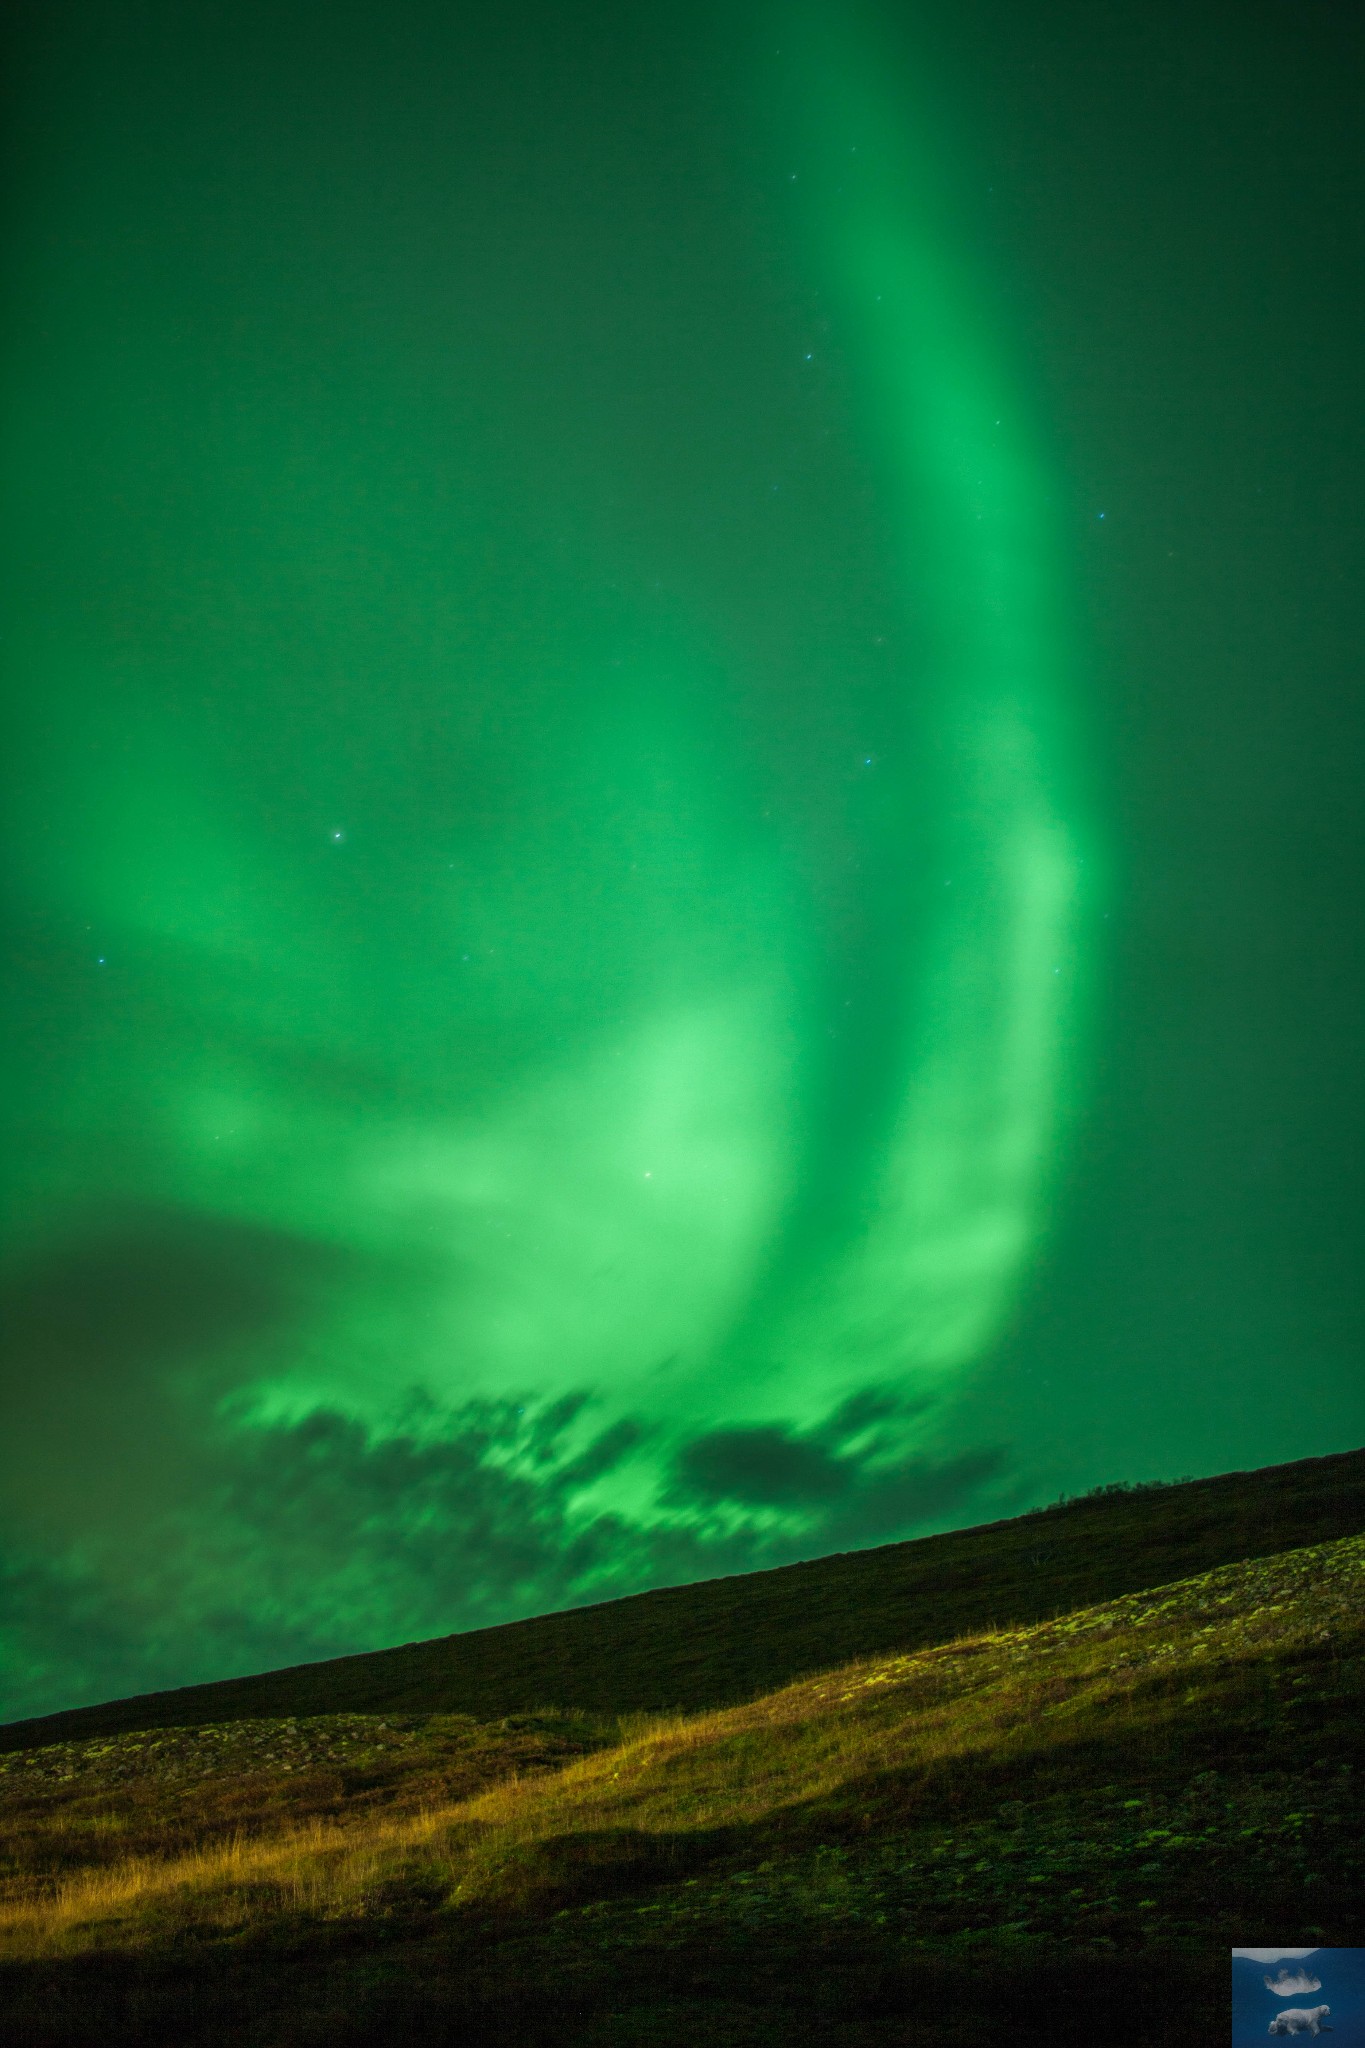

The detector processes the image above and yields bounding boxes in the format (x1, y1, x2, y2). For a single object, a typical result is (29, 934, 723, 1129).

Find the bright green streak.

(747, 15, 1093, 1432)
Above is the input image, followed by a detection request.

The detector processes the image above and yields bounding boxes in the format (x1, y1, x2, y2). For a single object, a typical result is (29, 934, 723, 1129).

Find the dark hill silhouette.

(4, 1443, 1362, 1751)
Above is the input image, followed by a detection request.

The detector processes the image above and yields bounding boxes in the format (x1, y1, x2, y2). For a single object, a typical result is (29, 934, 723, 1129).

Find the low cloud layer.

(668, 1392, 1005, 1544)
(0, 1382, 1009, 1723)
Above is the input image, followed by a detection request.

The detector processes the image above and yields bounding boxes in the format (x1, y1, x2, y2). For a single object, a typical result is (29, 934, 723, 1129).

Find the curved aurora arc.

(470, 15, 1096, 1534)
(747, 15, 1093, 1450)
(231, 15, 1091, 1535)
(0, 4, 1094, 1697)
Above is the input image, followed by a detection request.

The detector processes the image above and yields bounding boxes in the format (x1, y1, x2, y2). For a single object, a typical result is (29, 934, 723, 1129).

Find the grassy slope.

(0, 1526, 1361, 2045)
(5, 1444, 1364, 1749)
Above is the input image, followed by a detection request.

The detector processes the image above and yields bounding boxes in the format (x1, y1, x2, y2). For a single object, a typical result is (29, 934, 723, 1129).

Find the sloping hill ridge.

(5, 1445, 1363, 1750)
(1, 1527, 1361, 2045)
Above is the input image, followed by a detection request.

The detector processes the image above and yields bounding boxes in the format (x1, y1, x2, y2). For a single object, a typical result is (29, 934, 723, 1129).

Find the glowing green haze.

(2, 0, 1093, 1713)
(752, 18, 1089, 1423)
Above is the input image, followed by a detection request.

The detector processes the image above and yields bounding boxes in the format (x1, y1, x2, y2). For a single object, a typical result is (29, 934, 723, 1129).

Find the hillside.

(0, 1527, 1361, 2045)
(5, 1444, 1363, 1749)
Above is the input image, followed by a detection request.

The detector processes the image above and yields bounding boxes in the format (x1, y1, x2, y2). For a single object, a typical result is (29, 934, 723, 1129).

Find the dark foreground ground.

(2, 1452, 1361, 2045)
(0, 1926, 1231, 2046)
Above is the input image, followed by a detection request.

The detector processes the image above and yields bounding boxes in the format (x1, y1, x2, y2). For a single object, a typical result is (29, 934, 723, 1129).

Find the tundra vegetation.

(0, 1459, 1362, 2044)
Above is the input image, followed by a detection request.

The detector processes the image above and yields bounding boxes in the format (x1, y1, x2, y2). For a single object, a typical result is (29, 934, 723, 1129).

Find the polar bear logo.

(1268, 2008, 1331, 2036)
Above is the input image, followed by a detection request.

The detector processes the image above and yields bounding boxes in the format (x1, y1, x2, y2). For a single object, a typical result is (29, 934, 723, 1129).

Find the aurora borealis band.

(3, 0, 1363, 1721)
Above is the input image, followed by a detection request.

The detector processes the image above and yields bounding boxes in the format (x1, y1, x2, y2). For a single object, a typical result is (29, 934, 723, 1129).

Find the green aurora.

(2, 0, 1362, 1719)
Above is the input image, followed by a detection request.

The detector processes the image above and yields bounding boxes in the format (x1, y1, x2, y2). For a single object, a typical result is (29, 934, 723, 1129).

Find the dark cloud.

(0, 1206, 360, 1537)
(0, 1381, 1009, 1723)
(668, 1392, 1006, 1550)
(0, 1205, 342, 1373)
(676, 1425, 857, 1506)
(0, 1394, 740, 1719)
(188, 1398, 732, 1648)
(0, 1214, 1008, 1723)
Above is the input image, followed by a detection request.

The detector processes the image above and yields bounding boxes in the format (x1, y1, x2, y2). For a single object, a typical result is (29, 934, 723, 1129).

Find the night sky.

(2, 0, 1362, 1722)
